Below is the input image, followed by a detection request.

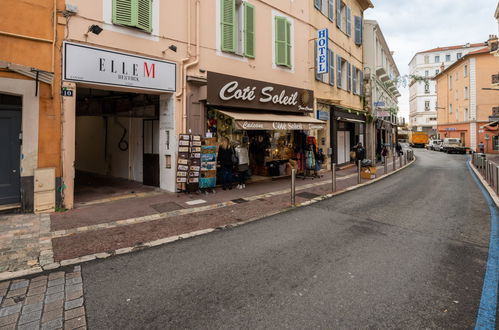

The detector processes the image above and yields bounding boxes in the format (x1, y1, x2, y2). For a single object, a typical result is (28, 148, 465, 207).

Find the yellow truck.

(409, 132, 429, 148)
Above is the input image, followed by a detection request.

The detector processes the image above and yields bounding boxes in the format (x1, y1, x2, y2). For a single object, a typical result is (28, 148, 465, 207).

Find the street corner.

(0, 265, 87, 330)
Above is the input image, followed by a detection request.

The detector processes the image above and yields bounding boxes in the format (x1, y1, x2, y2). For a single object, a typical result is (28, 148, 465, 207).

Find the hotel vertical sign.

(317, 28, 328, 74)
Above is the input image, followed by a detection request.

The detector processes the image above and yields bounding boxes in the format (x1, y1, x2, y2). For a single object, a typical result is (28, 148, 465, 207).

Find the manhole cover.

(151, 202, 184, 213)
(296, 192, 320, 199)
(231, 198, 248, 204)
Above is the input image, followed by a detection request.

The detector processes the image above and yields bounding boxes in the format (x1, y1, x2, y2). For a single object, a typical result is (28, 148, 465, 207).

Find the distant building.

(408, 42, 486, 136)
(435, 45, 499, 153)
(362, 20, 400, 160)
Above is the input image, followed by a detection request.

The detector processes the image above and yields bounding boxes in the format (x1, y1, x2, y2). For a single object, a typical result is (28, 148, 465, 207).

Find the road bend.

(82, 149, 492, 329)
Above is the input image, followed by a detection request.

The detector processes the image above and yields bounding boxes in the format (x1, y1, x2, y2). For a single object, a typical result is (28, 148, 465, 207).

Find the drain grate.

(150, 202, 184, 213)
(231, 198, 248, 204)
(296, 192, 320, 199)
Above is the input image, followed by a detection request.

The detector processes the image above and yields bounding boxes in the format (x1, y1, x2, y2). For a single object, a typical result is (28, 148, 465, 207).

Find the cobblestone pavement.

(0, 214, 54, 274)
(0, 266, 86, 330)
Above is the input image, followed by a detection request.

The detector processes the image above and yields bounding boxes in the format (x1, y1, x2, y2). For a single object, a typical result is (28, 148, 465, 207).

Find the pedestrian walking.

(217, 137, 234, 190)
(235, 139, 249, 189)
(381, 145, 388, 163)
(396, 142, 403, 156)
(478, 141, 485, 153)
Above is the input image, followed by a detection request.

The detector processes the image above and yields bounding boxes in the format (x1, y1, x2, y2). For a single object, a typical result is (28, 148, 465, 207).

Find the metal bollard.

(358, 160, 361, 184)
(393, 155, 396, 171)
(291, 168, 296, 207)
(332, 163, 336, 192)
(384, 156, 387, 174)
(399, 155, 402, 168)
(486, 161, 489, 182)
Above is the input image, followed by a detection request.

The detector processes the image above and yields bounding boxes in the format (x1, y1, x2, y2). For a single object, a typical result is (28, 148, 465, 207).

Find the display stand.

(175, 134, 202, 193)
(199, 138, 218, 193)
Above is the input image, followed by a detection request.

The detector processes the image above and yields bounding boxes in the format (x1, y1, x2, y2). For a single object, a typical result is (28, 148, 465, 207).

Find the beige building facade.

(436, 46, 499, 153)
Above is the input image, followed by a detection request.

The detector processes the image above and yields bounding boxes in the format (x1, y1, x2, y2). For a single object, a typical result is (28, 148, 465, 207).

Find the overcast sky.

(364, 0, 499, 120)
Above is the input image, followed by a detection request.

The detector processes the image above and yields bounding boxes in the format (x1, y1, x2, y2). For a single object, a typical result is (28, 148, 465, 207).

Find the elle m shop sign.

(63, 42, 176, 92)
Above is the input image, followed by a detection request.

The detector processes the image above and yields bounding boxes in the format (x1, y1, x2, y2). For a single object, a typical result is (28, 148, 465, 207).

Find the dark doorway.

(0, 95, 22, 205)
(143, 119, 160, 187)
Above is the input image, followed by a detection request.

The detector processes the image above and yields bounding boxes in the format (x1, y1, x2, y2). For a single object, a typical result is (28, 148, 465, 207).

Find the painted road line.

(468, 160, 499, 330)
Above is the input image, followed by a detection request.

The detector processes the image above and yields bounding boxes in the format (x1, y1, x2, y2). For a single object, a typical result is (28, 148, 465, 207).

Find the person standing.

(396, 142, 403, 156)
(235, 140, 250, 189)
(217, 137, 234, 190)
(355, 143, 366, 166)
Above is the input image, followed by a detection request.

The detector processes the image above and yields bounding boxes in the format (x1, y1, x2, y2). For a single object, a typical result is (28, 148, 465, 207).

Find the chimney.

(487, 35, 498, 52)
(465, 43, 470, 48)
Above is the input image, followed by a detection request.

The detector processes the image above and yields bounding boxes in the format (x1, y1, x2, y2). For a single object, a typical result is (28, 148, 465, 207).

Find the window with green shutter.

(112, 0, 152, 33)
(275, 16, 291, 68)
(244, 3, 255, 58)
(221, 0, 236, 53)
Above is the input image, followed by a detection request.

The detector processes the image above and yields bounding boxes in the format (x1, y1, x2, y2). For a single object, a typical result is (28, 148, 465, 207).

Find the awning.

(481, 121, 499, 129)
(337, 117, 365, 123)
(0, 60, 53, 84)
(217, 110, 326, 130)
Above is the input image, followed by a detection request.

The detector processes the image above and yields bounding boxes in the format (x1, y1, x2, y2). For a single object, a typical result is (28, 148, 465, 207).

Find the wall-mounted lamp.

(88, 24, 103, 35)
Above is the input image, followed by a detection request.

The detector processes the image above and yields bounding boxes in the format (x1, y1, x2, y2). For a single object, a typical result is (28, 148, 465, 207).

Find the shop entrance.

(0, 94, 22, 206)
(74, 88, 160, 204)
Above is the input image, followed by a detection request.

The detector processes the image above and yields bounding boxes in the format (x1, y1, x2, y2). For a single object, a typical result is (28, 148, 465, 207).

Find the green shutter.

(244, 3, 255, 58)
(113, 0, 133, 26)
(136, 0, 152, 32)
(275, 16, 287, 66)
(285, 20, 292, 67)
(221, 0, 236, 52)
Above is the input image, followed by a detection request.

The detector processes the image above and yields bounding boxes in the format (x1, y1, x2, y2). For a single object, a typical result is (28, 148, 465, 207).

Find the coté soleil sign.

(63, 42, 176, 92)
(207, 72, 314, 113)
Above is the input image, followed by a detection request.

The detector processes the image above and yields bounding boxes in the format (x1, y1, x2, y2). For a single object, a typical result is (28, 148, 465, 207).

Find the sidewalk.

(0, 158, 412, 280)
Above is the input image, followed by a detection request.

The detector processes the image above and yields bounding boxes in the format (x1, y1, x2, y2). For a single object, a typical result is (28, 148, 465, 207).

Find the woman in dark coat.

(218, 137, 234, 190)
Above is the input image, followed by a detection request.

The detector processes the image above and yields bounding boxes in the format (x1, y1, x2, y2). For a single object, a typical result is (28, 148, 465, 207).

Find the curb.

(0, 158, 415, 282)
(468, 160, 499, 208)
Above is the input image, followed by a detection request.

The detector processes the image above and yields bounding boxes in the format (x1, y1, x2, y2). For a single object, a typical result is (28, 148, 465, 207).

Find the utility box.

(360, 166, 377, 180)
(34, 167, 55, 213)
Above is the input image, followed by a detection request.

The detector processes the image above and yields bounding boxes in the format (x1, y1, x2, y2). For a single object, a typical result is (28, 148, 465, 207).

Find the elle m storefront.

(201, 72, 325, 177)
(61, 42, 177, 208)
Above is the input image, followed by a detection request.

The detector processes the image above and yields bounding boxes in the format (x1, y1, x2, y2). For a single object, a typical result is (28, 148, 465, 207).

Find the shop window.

(274, 16, 292, 68)
(112, 0, 152, 33)
(494, 136, 499, 151)
(221, 0, 255, 57)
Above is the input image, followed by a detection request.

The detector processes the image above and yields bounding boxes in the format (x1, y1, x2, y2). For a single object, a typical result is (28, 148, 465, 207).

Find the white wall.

(75, 116, 143, 182)
(159, 94, 176, 192)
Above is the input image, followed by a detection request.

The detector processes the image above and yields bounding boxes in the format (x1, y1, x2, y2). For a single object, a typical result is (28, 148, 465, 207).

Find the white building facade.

(363, 20, 400, 160)
(408, 43, 486, 135)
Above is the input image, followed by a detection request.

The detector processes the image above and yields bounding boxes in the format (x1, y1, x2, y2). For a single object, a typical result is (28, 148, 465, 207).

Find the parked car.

(399, 142, 412, 155)
(441, 138, 467, 154)
(427, 139, 442, 151)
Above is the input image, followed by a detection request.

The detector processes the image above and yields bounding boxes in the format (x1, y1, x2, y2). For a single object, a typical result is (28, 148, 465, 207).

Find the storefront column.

(61, 82, 76, 209)
(159, 94, 177, 192)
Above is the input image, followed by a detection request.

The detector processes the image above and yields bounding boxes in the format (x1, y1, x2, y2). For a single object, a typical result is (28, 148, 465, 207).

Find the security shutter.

(285, 20, 292, 67)
(329, 49, 334, 86)
(336, 0, 341, 29)
(347, 62, 351, 92)
(113, 0, 152, 33)
(352, 67, 357, 94)
(346, 6, 351, 36)
(315, 41, 321, 81)
(136, 0, 152, 32)
(354, 16, 362, 45)
(361, 71, 365, 96)
(328, 0, 334, 21)
(221, 0, 236, 52)
(244, 2, 255, 58)
(337, 55, 342, 88)
(275, 16, 288, 66)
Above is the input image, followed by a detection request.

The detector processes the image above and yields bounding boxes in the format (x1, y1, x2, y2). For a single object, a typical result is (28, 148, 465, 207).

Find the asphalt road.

(82, 149, 491, 329)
